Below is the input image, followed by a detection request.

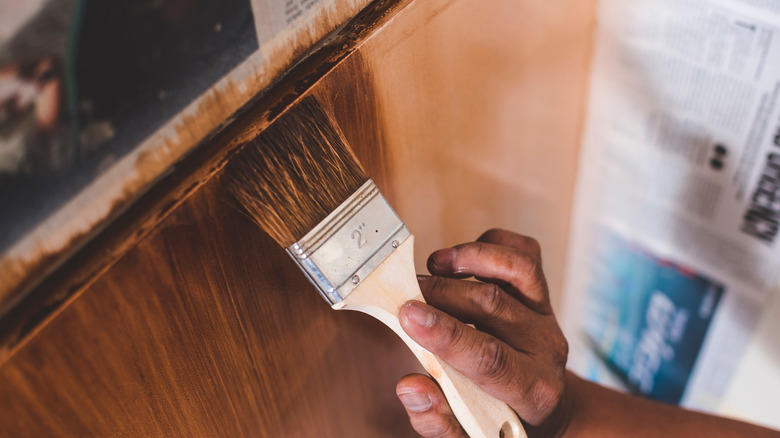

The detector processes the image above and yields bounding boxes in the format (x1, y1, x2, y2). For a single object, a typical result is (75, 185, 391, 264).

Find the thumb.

(397, 374, 469, 437)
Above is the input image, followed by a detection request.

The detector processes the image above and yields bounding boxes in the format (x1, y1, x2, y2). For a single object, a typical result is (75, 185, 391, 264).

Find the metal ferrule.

(285, 179, 410, 305)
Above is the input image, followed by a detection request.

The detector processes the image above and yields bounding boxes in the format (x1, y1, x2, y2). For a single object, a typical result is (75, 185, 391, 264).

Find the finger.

(400, 300, 566, 426)
(417, 275, 537, 352)
(400, 301, 566, 425)
(427, 242, 551, 313)
(476, 229, 542, 261)
(396, 374, 468, 437)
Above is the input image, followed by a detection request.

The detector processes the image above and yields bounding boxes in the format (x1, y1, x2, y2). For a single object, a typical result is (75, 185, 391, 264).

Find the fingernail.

(431, 248, 456, 268)
(416, 275, 430, 282)
(398, 392, 432, 412)
(405, 302, 435, 327)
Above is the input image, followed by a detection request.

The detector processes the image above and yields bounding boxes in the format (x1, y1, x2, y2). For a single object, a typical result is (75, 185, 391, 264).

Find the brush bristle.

(226, 96, 369, 247)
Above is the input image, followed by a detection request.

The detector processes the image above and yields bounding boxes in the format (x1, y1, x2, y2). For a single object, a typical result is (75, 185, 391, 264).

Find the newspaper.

(564, 0, 780, 415)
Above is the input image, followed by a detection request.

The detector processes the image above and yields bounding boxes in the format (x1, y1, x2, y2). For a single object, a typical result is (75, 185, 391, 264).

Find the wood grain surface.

(321, 0, 597, 309)
(0, 0, 382, 310)
(0, 182, 419, 437)
(0, 0, 414, 364)
(0, 0, 596, 436)
(0, 22, 425, 436)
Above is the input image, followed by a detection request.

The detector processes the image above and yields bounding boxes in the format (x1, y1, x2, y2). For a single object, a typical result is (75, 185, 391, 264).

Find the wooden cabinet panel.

(0, 0, 595, 436)
(0, 181, 419, 437)
(320, 0, 596, 308)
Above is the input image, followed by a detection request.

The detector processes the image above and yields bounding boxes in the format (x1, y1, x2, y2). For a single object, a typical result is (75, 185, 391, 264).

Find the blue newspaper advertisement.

(582, 230, 724, 405)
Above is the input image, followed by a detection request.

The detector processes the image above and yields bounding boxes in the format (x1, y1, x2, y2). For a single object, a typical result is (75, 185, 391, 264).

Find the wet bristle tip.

(225, 96, 369, 247)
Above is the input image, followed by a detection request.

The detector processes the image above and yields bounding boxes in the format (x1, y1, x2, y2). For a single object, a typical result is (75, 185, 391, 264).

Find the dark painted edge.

(0, 0, 413, 365)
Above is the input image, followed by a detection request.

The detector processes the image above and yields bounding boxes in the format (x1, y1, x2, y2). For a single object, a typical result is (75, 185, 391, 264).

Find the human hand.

(396, 229, 570, 437)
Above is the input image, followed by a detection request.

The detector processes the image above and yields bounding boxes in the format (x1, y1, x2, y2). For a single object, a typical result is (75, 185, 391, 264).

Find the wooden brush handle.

(333, 237, 526, 438)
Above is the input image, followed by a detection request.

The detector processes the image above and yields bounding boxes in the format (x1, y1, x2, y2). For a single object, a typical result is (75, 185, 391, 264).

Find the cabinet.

(0, 0, 595, 436)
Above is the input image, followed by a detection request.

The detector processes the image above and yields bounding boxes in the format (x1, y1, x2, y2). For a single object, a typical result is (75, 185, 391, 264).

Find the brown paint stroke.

(0, 0, 414, 366)
(314, 51, 393, 198)
(0, 0, 398, 316)
(0, 180, 419, 437)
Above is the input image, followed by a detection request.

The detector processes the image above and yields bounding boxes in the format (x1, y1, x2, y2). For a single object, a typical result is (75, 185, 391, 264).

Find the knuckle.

(522, 236, 542, 256)
(535, 327, 568, 367)
(475, 338, 511, 383)
(477, 229, 542, 256)
(422, 276, 447, 299)
(553, 336, 569, 365)
(478, 228, 505, 242)
(518, 253, 544, 283)
(442, 317, 464, 348)
(476, 283, 507, 320)
(527, 255, 543, 278)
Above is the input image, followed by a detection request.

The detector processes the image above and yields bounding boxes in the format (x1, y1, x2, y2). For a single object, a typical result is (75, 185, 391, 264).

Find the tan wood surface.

(0, 0, 413, 364)
(0, 0, 595, 436)
(351, 0, 597, 311)
(0, 181, 419, 437)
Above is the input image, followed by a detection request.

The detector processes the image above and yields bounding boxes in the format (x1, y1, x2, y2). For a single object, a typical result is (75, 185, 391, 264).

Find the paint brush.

(225, 96, 524, 438)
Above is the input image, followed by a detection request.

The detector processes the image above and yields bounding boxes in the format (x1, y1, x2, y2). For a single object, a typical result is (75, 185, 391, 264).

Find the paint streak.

(0, 0, 410, 320)
(315, 50, 394, 197)
(0, 179, 420, 436)
(0, 0, 415, 365)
